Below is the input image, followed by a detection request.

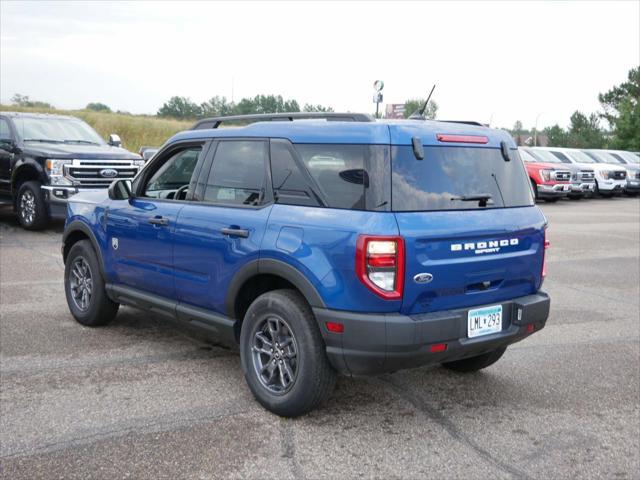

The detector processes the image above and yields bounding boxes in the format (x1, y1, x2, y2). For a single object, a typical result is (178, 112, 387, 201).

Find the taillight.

(436, 134, 489, 144)
(541, 229, 550, 282)
(356, 235, 405, 300)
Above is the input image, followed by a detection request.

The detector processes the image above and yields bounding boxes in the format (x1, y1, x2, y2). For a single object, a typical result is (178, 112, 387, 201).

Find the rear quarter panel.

(263, 204, 401, 312)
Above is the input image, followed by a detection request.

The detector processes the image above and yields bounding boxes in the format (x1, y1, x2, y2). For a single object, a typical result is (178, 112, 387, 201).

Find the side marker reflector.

(326, 322, 344, 334)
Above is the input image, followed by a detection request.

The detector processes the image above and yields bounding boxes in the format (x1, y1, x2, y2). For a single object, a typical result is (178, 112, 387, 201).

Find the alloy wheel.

(69, 257, 93, 311)
(19, 190, 36, 225)
(251, 316, 299, 394)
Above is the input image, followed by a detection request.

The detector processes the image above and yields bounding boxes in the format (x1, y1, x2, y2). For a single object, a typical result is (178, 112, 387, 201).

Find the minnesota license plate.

(468, 305, 502, 338)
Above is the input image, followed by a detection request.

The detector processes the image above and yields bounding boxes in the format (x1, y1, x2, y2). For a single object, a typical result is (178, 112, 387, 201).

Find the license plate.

(563, 184, 571, 191)
(468, 305, 502, 338)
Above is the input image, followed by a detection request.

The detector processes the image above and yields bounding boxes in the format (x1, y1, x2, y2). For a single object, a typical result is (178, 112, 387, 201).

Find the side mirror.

(0, 140, 17, 153)
(108, 134, 122, 147)
(108, 179, 132, 200)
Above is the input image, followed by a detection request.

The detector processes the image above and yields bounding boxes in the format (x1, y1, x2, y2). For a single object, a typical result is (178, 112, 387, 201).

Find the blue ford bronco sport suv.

(62, 112, 550, 417)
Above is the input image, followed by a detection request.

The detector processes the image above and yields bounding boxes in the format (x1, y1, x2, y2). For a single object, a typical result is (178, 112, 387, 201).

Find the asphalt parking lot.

(1, 197, 638, 480)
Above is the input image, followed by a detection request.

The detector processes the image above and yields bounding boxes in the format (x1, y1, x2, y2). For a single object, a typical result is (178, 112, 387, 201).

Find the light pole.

(373, 80, 384, 119)
(534, 112, 543, 147)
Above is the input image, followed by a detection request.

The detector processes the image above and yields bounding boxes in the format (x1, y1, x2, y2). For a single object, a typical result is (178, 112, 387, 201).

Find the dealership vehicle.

(586, 149, 640, 195)
(0, 112, 143, 229)
(62, 113, 550, 417)
(531, 147, 627, 197)
(521, 147, 595, 199)
(139, 146, 159, 161)
(519, 147, 581, 200)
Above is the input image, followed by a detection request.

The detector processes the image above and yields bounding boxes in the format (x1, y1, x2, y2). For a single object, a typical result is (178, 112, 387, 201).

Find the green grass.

(0, 105, 193, 153)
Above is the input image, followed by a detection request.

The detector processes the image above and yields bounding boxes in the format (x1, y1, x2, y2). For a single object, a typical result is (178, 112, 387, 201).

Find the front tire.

(442, 347, 507, 373)
(64, 240, 119, 326)
(240, 289, 336, 417)
(16, 181, 49, 230)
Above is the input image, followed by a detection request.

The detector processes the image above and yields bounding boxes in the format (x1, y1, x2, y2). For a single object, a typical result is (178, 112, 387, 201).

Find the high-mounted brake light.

(356, 235, 405, 300)
(436, 134, 489, 144)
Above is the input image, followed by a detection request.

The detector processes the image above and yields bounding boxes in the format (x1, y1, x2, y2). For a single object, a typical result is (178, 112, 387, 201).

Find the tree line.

(156, 94, 335, 120)
(507, 66, 639, 151)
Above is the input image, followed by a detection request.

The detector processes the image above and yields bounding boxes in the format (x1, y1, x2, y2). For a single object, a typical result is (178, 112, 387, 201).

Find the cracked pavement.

(1, 197, 639, 479)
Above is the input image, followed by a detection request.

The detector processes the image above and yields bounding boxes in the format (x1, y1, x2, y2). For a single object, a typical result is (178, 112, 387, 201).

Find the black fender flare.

(224, 258, 326, 319)
(11, 159, 47, 191)
(62, 220, 106, 278)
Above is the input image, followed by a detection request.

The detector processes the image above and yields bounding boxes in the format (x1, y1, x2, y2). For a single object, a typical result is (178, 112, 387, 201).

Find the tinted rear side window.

(270, 141, 320, 207)
(391, 146, 533, 211)
(204, 140, 266, 206)
(295, 144, 367, 210)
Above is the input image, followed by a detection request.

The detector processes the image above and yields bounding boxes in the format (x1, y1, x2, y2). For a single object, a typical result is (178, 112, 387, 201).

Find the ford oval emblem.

(413, 273, 433, 284)
(100, 168, 118, 178)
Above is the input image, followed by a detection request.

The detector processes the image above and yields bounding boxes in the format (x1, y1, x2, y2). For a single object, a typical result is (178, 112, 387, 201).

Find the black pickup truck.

(0, 112, 144, 229)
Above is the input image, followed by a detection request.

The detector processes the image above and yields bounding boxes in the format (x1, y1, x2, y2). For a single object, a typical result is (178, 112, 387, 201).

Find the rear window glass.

(391, 146, 534, 211)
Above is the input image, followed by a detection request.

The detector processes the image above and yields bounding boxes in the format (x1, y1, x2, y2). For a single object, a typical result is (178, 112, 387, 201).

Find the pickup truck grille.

(553, 170, 571, 181)
(64, 160, 139, 187)
(611, 171, 626, 180)
(580, 170, 595, 182)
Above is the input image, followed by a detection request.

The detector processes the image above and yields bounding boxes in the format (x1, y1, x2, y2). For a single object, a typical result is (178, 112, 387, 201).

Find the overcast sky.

(1, 1, 638, 129)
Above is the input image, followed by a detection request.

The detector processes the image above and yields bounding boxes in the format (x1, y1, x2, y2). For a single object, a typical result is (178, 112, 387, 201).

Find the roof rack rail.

(439, 120, 487, 127)
(191, 112, 374, 130)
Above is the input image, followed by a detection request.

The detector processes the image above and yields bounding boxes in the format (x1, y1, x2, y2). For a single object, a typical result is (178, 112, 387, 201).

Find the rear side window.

(294, 144, 368, 210)
(391, 146, 534, 211)
(204, 140, 267, 206)
(270, 141, 320, 207)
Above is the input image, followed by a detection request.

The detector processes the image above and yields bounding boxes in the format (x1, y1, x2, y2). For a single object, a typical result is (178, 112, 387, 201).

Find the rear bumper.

(314, 292, 550, 375)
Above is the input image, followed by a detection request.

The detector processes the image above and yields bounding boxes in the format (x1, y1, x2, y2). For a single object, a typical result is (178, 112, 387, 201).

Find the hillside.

(0, 105, 192, 153)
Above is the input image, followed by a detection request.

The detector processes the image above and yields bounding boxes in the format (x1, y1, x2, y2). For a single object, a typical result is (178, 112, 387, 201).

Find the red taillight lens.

(436, 134, 489, 144)
(430, 343, 448, 353)
(541, 229, 550, 281)
(356, 235, 405, 300)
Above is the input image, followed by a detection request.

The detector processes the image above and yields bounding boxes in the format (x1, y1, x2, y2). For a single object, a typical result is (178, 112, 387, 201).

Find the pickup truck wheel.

(441, 346, 507, 373)
(64, 240, 119, 326)
(16, 181, 49, 230)
(240, 289, 336, 417)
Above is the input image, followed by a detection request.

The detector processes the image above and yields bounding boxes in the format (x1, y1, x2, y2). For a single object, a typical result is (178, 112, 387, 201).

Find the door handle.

(148, 216, 169, 226)
(221, 227, 250, 238)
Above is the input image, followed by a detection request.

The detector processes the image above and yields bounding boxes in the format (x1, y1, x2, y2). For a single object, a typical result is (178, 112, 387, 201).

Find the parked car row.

(519, 146, 639, 201)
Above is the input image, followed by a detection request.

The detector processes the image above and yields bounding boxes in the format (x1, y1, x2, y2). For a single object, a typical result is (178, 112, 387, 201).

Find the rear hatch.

(391, 143, 547, 315)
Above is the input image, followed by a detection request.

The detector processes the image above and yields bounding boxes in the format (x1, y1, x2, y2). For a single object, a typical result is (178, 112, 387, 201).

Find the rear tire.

(16, 181, 49, 230)
(442, 347, 507, 373)
(240, 289, 336, 417)
(64, 240, 119, 326)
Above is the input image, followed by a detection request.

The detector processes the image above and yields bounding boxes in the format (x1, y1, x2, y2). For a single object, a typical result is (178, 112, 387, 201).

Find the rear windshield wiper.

(450, 194, 494, 207)
(23, 138, 64, 143)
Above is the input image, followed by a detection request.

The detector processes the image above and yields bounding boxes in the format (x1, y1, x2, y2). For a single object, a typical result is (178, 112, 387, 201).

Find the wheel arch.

(226, 259, 326, 339)
(12, 161, 46, 195)
(62, 221, 106, 278)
